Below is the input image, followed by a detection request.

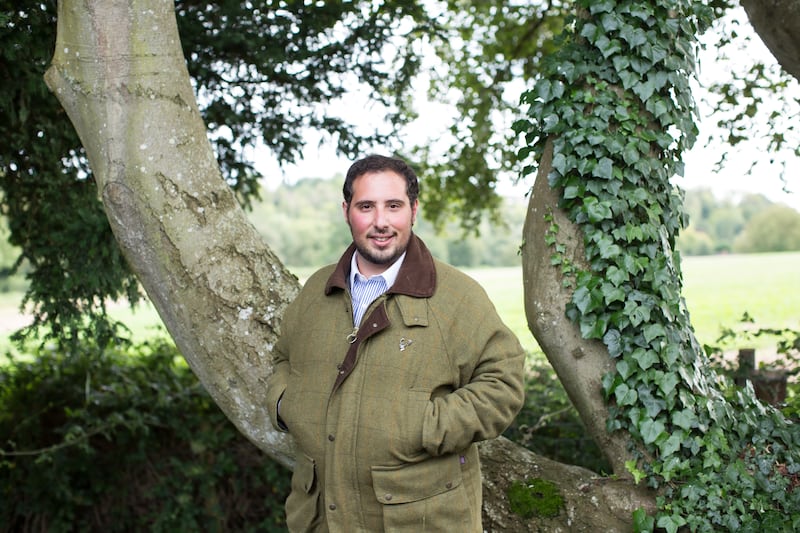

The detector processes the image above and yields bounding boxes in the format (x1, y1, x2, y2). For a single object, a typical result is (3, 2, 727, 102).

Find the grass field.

(1, 252, 798, 356)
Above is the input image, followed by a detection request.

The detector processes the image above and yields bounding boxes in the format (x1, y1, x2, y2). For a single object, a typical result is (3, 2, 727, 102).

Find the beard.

(354, 230, 409, 267)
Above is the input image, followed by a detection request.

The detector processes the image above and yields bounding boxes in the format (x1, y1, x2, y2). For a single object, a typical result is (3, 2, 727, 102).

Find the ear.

(342, 200, 349, 223)
(411, 199, 419, 225)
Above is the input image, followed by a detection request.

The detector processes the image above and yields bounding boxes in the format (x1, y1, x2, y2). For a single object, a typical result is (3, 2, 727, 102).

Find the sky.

(254, 7, 800, 211)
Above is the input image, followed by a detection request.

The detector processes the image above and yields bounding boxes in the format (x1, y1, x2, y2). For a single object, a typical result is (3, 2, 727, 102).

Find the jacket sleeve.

(265, 298, 297, 433)
(421, 288, 526, 456)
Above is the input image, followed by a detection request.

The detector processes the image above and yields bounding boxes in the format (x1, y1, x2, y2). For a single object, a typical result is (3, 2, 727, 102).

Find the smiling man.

(266, 154, 526, 532)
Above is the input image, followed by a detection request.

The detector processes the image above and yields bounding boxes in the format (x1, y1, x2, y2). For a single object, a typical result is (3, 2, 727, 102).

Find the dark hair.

(343, 154, 420, 205)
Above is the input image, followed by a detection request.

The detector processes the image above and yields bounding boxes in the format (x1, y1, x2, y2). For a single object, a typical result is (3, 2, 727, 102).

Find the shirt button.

(329, 503, 337, 511)
(445, 482, 453, 489)
(372, 323, 378, 328)
(384, 494, 393, 501)
(328, 434, 335, 442)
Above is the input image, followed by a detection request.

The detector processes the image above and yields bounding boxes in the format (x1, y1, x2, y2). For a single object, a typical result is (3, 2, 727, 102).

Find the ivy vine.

(516, 0, 800, 531)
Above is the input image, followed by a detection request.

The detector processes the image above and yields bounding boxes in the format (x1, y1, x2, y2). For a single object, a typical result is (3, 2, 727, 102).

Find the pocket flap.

(293, 453, 317, 494)
(371, 454, 462, 505)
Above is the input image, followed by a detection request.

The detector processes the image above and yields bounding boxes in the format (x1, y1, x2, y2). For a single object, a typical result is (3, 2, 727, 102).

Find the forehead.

(351, 170, 408, 201)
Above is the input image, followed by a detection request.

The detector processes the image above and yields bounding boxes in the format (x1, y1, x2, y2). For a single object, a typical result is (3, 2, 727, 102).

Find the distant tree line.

(679, 188, 800, 255)
(1, 182, 798, 290)
(247, 179, 800, 269)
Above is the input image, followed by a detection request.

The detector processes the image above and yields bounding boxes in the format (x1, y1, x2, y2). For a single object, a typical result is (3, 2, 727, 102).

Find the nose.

(373, 206, 389, 229)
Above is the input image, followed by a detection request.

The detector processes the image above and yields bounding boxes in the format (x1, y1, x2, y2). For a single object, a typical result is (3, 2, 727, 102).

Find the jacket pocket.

(286, 453, 322, 532)
(371, 454, 472, 532)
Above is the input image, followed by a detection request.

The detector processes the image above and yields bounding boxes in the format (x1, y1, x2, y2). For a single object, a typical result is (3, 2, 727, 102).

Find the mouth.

(369, 233, 395, 246)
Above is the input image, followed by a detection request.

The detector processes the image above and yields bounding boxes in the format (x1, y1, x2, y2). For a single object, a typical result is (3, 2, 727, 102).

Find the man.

(266, 154, 525, 532)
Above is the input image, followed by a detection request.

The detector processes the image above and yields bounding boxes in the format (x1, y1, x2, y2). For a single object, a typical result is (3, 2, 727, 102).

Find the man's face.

(343, 170, 418, 277)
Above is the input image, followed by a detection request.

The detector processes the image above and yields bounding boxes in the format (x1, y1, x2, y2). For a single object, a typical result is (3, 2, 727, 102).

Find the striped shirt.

(349, 252, 405, 327)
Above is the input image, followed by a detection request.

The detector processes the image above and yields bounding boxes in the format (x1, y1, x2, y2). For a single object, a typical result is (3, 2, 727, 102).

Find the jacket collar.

(325, 233, 436, 298)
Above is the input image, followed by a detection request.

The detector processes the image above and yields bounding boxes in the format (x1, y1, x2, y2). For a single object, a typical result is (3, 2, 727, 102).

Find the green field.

(2, 252, 798, 356)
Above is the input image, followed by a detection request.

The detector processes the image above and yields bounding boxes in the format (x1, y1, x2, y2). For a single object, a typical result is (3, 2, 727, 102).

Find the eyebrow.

(353, 198, 407, 206)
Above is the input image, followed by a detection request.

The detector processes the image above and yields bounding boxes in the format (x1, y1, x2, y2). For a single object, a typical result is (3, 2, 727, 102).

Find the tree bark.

(45, 0, 653, 528)
(742, 0, 800, 81)
(44, 0, 298, 468)
(521, 139, 637, 478)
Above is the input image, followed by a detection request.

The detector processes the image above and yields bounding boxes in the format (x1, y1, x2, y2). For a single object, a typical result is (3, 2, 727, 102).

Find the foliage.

(0, 338, 290, 532)
(506, 477, 564, 519)
(678, 188, 800, 254)
(0, 1, 430, 345)
(505, 358, 611, 474)
(733, 205, 800, 253)
(411, 1, 570, 232)
(701, 8, 800, 185)
(516, 0, 800, 529)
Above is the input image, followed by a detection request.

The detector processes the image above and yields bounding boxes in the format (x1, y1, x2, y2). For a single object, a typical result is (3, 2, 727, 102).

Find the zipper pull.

(346, 327, 358, 344)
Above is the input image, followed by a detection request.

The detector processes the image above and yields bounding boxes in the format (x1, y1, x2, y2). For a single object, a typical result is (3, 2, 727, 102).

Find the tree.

(734, 205, 800, 252)
(0, 0, 429, 345)
(29, 0, 800, 530)
(518, 0, 799, 529)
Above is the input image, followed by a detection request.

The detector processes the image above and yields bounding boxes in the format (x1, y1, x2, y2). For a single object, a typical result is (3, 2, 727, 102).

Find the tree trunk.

(742, 0, 800, 81)
(45, 0, 652, 527)
(44, 0, 298, 468)
(521, 139, 636, 478)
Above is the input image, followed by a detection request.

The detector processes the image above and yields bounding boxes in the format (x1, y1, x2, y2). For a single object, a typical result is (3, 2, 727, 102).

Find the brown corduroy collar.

(324, 233, 436, 298)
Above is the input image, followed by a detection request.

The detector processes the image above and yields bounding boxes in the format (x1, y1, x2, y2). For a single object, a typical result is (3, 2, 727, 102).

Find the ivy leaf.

(605, 329, 624, 358)
(580, 313, 608, 339)
(596, 35, 622, 58)
(593, 157, 614, 179)
(632, 508, 654, 532)
(672, 408, 697, 431)
(551, 152, 567, 175)
(657, 371, 680, 395)
(606, 265, 629, 285)
(618, 69, 639, 90)
(634, 348, 659, 371)
(616, 357, 633, 379)
(639, 418, 665, 445)
(656, 514, 687, 533)
(643, 323, 666, 343)
(659, 432, 683, 456)
(633, 79, 656, 101)
(615, 383, 638, 406)
(622, 142, 641, 165)
(601, 283, 625, 305)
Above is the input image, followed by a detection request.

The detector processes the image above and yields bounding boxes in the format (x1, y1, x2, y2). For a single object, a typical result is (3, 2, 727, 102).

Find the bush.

(504, 355, 611, 475)
(0, 338, 290, 532)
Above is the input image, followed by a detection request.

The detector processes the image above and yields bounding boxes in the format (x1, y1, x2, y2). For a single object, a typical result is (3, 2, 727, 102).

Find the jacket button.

(329, 503, 337, 511)
(384, 494, 392, 501)
(328, 434, 335, 441)
(445, 482, 453, 489)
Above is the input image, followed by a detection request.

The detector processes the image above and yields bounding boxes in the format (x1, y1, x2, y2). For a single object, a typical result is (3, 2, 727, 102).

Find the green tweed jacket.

(266, 234, 526, 532)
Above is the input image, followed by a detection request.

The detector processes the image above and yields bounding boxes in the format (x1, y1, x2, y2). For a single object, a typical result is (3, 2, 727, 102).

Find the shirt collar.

(349, 250, 406, 290)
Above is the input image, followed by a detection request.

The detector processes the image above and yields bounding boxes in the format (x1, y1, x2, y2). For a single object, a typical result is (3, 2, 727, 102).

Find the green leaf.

(656, 514, 686, 533)
(605, 329, 624, 358)
(657, 371, 680, 396)
(615, 383, 638, 406)
(593, 157, 614, 180)
(580, 314, 608, 339)
(672, 408, 696, 431)
(659, 432, 683, 456)
(642, 323, 666, 343)
(616, 358, 634, 379)
(639, 418, 665, 445)
(634, 349, 659, 371)
(632, 508, 655, 532)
